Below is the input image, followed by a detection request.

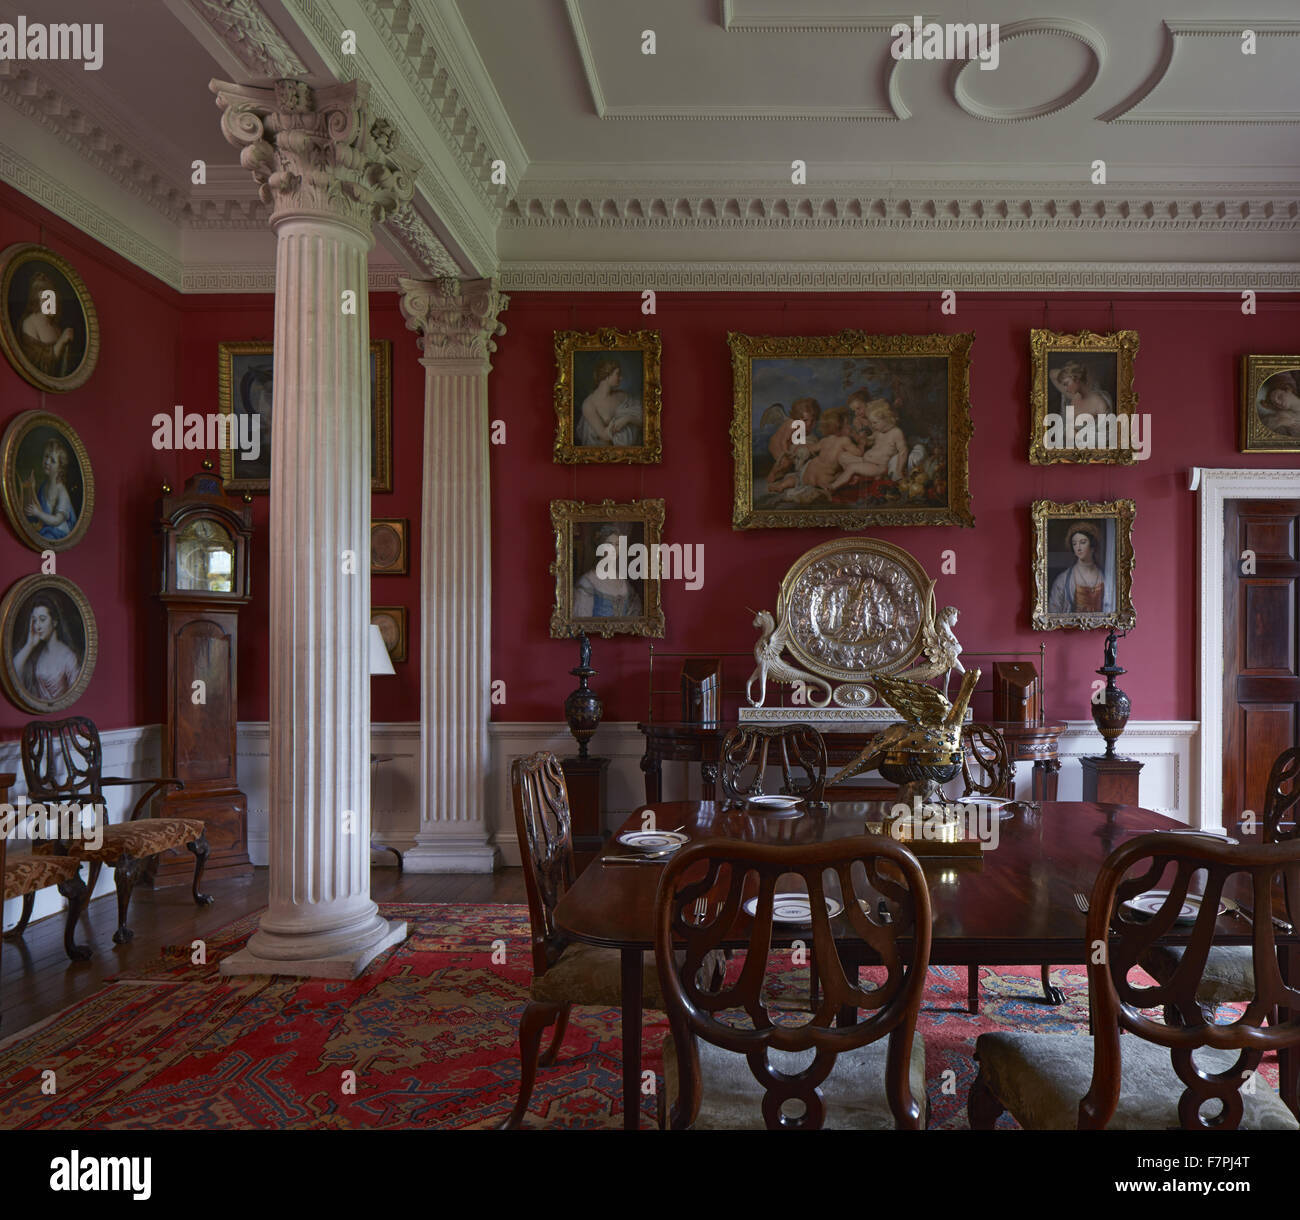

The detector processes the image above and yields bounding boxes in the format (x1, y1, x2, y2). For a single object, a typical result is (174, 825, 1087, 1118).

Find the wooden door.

(1223, 499, 1300, 830)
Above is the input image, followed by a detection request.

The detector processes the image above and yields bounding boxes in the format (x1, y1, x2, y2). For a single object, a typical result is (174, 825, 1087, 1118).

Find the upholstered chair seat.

(663, 1032, 927, 1131)
(974, 1030, 1296, 1131)
(2, 850, 91, 962)
(3, 853, 83, 901)
(57, 818, 207, 865)
(1139, 943, 1255, 1005)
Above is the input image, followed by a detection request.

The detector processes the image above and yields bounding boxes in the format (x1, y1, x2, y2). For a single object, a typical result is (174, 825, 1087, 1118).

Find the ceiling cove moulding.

(1104, 20, 1300, 125)
(166, 0, 310, 80)
(565, 0, 902, 123)
(279, 0, 502, 274)
(720, 2, 913, 35)
(949, 19, 1105, 124)
(496, 262, 1300, 293)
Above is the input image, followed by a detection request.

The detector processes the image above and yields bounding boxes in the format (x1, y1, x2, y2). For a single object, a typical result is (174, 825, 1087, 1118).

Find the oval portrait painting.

(0, 243, 100, 393)
(1, 410, 94, 551)
(0, 574, 98, 714)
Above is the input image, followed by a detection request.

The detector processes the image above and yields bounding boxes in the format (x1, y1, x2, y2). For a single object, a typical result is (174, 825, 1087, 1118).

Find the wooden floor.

(0, 866, 526, 1037)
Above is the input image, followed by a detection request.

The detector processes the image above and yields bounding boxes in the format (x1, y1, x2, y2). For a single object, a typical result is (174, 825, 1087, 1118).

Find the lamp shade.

(368, 622, 396, 676)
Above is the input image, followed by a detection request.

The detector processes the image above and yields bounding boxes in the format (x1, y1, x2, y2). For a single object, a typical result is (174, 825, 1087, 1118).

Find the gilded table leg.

(621, 947, 644, 1131)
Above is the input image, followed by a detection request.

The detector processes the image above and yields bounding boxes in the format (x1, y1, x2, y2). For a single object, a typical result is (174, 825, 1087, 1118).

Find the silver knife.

(1239, 904, 1294, 934)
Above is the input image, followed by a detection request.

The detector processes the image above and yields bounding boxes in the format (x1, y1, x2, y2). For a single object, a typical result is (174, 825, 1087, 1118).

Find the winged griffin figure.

(903, 580, 965, 699)
(746, 610, 833, 708)
(827, 667, 981, 790)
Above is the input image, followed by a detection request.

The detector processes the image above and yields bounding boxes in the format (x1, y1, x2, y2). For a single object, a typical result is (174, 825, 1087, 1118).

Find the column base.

(219, 918, 408, 980)
(402, 842, 501, 874)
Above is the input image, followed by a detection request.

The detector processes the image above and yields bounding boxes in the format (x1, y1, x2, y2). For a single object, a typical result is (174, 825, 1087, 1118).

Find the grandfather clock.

(153, 467, 253, 884)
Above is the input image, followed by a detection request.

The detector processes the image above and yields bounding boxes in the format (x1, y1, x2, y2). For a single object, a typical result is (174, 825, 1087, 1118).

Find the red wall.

(0, 182, 184, 736)
(488, 291, 1300, 726)
(3, 177, 1296, 736)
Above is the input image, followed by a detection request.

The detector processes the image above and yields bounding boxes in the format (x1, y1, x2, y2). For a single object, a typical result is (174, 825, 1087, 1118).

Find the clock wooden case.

(154, 469, 253, 884)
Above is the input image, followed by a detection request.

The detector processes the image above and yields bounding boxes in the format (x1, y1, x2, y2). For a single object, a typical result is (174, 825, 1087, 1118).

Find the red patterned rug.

(0, 904, 1276, 1130)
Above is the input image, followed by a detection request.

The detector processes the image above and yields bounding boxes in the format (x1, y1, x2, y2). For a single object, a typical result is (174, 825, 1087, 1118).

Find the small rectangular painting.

(1032, 499, 1136, 631)
(218, 340, 392, 492)
(370, 518, 408, 575)
(553, 328, 662, 463)
(549, 499, 665, 638)
(729, 331, 974, 529)
(1241, 356, 1300, 452)
(1029, 330, 1140, 465)
(371, 606, 407, 663)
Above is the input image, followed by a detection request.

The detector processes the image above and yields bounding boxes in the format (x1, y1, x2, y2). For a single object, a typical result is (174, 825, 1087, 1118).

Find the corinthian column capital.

(210, 77, 418, 231)
(399, 276, 509, 364)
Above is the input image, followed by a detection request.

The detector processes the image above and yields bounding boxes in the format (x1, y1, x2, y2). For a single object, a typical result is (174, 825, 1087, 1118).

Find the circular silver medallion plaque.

(776, 538, 930, 683)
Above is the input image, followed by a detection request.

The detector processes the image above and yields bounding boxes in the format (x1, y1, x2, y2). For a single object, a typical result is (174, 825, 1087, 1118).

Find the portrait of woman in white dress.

(575, 357, 644, 449)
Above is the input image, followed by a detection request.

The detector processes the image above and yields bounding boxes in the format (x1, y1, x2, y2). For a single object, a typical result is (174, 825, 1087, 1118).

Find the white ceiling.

(0, 0, 1295, 290)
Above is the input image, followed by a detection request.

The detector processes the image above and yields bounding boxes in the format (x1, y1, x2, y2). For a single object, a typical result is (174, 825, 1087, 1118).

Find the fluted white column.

(212, 78, 417, 976)
(399, 278, 507, 872)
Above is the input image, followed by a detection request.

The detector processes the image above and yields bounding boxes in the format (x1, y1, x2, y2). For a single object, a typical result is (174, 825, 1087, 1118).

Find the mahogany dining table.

(552, 799, 1300, 1131)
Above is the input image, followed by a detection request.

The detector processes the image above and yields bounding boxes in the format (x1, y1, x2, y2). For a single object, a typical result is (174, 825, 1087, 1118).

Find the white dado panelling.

(3, 716, 1200, 934)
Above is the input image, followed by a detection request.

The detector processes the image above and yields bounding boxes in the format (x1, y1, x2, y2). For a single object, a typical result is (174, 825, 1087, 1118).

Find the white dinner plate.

(747, 795, 804, 811)
(1122, 890, 1223, 923)
(742, 893, 844, 924)
(617, 830, 688, 853)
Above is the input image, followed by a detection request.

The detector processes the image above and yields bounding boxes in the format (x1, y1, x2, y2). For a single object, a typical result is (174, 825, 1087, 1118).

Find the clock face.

(176, 517, 235, 593)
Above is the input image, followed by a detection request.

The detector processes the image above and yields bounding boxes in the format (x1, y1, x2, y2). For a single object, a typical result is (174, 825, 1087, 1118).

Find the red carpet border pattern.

(0, 903, 1278, 1130)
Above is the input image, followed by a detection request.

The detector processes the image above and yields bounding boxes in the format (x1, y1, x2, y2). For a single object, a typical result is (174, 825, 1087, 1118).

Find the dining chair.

(654, 835, 933, 1130)
(500, 750, 722, 1130)
(718, 724, 827, 806)
(1139, 746, 1298, 1009)
(20, 717, 212, 945)
(969, 829, 1300, 1129)
(958, 723, 1064, 1010)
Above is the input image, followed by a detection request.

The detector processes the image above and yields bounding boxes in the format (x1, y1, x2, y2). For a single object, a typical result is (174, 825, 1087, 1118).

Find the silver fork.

(1074, 891, 1090, 914)
(692, 896, 708, 924)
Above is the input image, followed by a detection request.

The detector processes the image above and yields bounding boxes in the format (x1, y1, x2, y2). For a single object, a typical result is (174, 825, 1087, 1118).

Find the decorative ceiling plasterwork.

(497, 261, 1300, 293)
(1105, 20, 1300, 125)
(503, 184, 1297, 231)
(184, 0, 309, 77)
(385, 204, 463, 277)
(281, 0, 497, 272)
(183, 263, 411, 291)
(949, 20, 1105, 124)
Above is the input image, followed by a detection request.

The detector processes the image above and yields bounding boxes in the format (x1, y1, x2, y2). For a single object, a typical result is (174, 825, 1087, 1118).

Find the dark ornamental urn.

(1091, 628, 1131, 758)
(563, 630, 603, 760)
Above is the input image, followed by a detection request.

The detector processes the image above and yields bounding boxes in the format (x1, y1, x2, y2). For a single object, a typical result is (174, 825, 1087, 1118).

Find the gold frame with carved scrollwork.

(729, 330, 974, 529)
(1240, 354, 1300, 452)
(553, 328, 662, 464)
(549, 499, 666, 639)
(1029, 329, 1140, 466)
(1031, 499, 1136, 631)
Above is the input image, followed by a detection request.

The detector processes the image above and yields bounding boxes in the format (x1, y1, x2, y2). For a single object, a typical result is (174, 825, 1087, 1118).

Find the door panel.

(1224, 499, 1300, 829)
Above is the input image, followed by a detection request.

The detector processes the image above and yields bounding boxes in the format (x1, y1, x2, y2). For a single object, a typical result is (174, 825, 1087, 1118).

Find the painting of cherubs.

(730, 333, 974, 529)
(553, 329, 662, 463)
(1256, 370, 1300, 440)
(1241, 358, 1300, 453)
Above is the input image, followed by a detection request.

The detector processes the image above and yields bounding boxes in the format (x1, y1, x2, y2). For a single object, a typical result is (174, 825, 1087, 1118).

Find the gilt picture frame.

(1240, 355, 1300, 452)
(729, 330, 974, 529)
(370, 518, 408, 575)
(553, 328, 662, 464)
(550, 498, 666, 639)
(1, 410, 94, 552)
(217, 339, 392, 492)
(371, 606, 407, 663)
(0, 573, 98, 714)
(1029, 329, 1140, 466)
(0, 243, 100, 393)
(1031, 499, 1136, 631)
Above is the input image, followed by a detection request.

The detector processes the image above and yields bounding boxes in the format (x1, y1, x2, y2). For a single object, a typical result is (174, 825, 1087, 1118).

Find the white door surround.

(1191, 466, 1300, 833)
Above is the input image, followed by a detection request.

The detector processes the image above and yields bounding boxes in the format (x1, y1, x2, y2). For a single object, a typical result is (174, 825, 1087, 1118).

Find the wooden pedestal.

(561, 756, 609, 875)
(1081, 755, 1143, 806)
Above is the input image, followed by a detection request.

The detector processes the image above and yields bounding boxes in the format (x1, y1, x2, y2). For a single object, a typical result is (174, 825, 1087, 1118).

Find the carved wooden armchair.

(655, 835, 933, 1129)
(20, 717, 213, 946)
(718, 725, 827, 806)
(1140, 745, 1299, 1008)
(971, 830, 1300, 1129)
